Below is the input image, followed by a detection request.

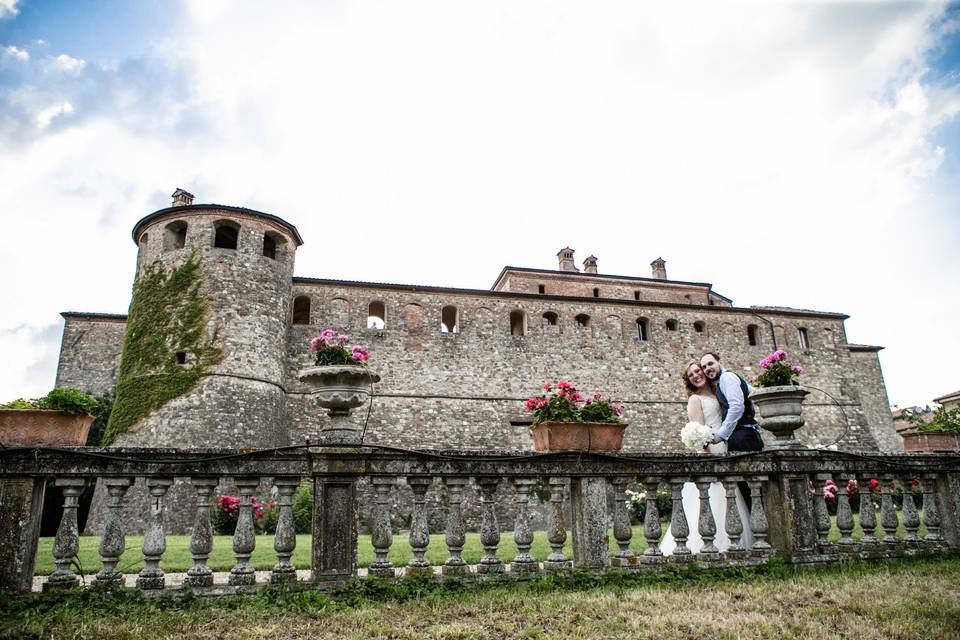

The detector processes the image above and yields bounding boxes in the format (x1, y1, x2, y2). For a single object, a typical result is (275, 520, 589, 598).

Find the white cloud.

(0, 0, 19, 20)
(3, 45, 28, 61)
(35, 101, 74, 129)
(51, 53, 86, 73)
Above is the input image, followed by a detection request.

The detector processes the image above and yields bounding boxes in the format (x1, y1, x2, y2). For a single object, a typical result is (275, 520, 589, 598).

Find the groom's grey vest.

(715, 370, 757, 428)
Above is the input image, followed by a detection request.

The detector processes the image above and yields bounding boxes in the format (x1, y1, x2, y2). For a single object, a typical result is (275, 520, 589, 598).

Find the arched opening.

(509, 310, 526, 336)
(636, 318, 649, 341)
(368, 301, 385, 329)
(292, 296, 311, 325)
(747, 324, 759, 346)
(139, 233, 149, 251)
(798, 327, 810, 350)
(263, 232, 285, 260)
(693, 321, 705, 333)
(441, 305, 459, 333)
(575, 314, 590, 328)
(665, 319, 678, 331)
(213, 220, 240, 250)
(163, 220, 187, 251)
(542, 311, 558, 326)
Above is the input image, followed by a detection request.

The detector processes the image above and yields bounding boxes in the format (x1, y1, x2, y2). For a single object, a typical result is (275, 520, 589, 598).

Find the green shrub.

(293, 482, 313, 534)
(1, 388, 99, 415)
(903, 405, 960, 434)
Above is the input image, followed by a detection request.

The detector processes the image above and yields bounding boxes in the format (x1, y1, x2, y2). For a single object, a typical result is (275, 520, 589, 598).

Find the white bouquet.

(680, 421, 714, 451)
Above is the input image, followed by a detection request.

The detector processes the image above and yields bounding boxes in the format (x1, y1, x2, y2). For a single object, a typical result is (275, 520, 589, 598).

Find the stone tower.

(557, 247, 578, 272)
(113, 191, 303, 449)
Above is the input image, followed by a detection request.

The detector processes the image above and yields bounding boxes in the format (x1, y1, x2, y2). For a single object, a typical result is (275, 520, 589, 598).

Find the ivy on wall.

(103, 253, 223, 445)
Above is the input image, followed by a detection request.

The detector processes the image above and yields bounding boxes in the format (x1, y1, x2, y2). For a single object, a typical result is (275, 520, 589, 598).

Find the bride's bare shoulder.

(686, 395, 702, 409)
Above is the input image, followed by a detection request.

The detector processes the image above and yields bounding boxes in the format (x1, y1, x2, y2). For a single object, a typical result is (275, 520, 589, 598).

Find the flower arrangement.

(524, 380, 623, 425)
(680, 421, 714, 451)
(755, 350, 804, 388)
(211, 494, 278, 535)
(309, 328, 370, 367)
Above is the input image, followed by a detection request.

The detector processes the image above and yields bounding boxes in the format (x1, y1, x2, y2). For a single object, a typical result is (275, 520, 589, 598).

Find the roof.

(933, 389, 960, 404)
(846, 344, 884, 352)
(61, 311, 128, 321)
(131, 204, 304, 246)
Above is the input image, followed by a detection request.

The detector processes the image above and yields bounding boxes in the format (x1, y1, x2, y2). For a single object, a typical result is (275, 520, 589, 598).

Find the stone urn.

(529, 421, 628, 452)
(751, 385, 809, 450)
(0, 410, 94, 446)
(299, 365, 381, 445)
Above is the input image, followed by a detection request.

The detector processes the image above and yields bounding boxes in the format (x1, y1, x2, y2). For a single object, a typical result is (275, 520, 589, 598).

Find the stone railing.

(1, 445, 958, 595)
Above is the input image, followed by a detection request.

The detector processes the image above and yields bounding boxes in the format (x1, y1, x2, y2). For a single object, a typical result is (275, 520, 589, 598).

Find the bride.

(660, 361, 753, 555)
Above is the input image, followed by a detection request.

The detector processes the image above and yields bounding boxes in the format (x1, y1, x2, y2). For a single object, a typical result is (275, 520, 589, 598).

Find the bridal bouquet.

(680, 421, 714, 451)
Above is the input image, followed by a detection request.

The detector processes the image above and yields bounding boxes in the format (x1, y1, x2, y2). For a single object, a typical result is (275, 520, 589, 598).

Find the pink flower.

(543, 381, 553, 391)
(321, 328, 336, 341)
(585, 397, 593, 404)
(613, 403, 622, 415)
(792, 365, 804, 374)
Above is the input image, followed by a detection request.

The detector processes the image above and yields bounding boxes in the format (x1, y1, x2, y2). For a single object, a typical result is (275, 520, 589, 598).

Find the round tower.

(109, 189, 303, 449)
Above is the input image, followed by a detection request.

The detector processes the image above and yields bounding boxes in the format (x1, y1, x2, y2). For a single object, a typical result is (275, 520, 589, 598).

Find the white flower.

(680, 421, 714, 451)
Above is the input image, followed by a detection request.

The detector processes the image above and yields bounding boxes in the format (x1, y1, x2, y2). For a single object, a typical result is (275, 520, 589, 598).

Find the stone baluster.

(812, 474, 833, 550)
(271, 477, 300, 585)
(668, 478, 692, 562)
(137, 477, 173, 591)
(442, 477, 469, 576)
(899, 476, 921, 545)
(836, 475, 855, 548)
(543, 477, 570, 571)
(94, 478, 134, 587)
(640, 477, 664, 565)
(610, 477, 636, 569)
(476, 477, 504, 576)
(879, 474, 899, 545)
(921, 475, 943, 543)
(406, 476, 433, 575)
(369, 476, 397, 578)
(747, 477, 771, 554)
(857, 475, 878, 546)
(695, 478, 720, 562)
(229, 477, 260, 586)
(186, 477, 219, 588)
(511, 477, 539, 573)
(722, 477, 744, 557)
(43, 478, 87, 591)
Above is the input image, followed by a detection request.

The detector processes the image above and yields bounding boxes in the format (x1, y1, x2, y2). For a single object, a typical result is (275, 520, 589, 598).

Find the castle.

(55, 190, 901, 455)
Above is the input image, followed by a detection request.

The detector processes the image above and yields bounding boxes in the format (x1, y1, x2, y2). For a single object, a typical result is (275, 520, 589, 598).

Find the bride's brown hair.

(681, 361, 701, 397)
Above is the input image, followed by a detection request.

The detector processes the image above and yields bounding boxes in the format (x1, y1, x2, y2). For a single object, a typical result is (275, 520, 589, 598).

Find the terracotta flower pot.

(751, 385, 809, 450)
(0, 410, 94, 446)
(299, 365, 381, 444)
(901, 431, 960, 453)
(529, 421, 628, 452)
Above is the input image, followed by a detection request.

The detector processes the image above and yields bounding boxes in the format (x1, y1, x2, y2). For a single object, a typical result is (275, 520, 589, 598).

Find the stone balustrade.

(1, 446, 959, 596)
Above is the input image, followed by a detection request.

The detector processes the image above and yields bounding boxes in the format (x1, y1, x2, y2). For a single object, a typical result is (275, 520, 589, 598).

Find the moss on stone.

(103, 254, 223, 445)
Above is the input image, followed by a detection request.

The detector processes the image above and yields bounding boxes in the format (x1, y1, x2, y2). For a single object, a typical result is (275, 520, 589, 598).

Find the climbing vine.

(103, 253, 223, 445)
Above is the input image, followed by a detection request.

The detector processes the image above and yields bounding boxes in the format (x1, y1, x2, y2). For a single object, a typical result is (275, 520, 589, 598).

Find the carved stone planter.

(298, 365, 381, 444)
(751, 385, 809, 450)
(0, 410, 93, 446)
(529, 421, 628, 452)
(901, 431, 960, 453)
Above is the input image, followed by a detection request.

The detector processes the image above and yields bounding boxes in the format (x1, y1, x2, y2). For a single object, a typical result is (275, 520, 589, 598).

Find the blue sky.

(1, 0, 959, 411)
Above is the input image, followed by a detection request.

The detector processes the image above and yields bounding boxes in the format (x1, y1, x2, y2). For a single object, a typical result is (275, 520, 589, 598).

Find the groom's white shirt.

(715, 368, 744, 442)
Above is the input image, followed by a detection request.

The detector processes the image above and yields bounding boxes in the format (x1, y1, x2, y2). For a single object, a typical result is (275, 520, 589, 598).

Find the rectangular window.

(798, 327, 810, 350)
(593, 288, 600, 298)
(634, 291, 640, 301)
(538, 284, 545, 295)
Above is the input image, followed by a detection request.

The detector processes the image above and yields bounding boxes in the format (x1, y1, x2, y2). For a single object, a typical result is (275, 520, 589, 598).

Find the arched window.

(163, 220, 187, 251)
(575, 314, 591, 328)
(509, 310, 526, 336)
(263, 232, 285, 260)
(693, 321, 705, 333)
(213, 220, 240, 250)
(368, 301, 385, 329)
(292, 296, 311, 325)
(542, 311, 558, 326)
(747, 324, 759, 346)
(636, 318, 649, 341)
(798, 327, 810, 350)
(441, 305, 459, 333)
(139, 233, 149, 251)
(665, 319, 678, 331)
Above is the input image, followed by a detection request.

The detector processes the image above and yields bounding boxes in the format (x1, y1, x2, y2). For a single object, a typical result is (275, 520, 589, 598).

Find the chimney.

(583, 255, 598, 274)
(171, 188, 195, 207)
(557, 247, 579, 272)
(651, 257, 667, 280)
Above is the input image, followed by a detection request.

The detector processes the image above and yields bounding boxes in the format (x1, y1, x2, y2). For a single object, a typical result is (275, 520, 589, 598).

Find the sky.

(0, 0, 958, 409)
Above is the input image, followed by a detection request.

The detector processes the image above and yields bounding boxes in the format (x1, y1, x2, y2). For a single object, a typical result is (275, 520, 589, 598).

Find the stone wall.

(55, 314, 127, 395)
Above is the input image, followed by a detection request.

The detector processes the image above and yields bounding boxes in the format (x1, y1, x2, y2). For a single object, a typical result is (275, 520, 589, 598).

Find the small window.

(441, 305, 459, 333)
(509, 310, 526, 336)
(538, 284, 545, 295)
(292, 296, 311, 325)
(798, 327, 810, 350)
(262, 232, 285, 260)
(634, 291, 640, 301)
(665, 319, 678, 331)
(214, 220, 239, 250)
(636, 318, 648, 341)
(368, 301, 385, 329)
(163, 220, 187, 251)
(175, 351, 187, 365)
(542, 312, 558, 326)
(593, 288, 600, 298)
(575, 314, 590, 328)
(747, 325, 759, 346)
(693, 321, 705, 333)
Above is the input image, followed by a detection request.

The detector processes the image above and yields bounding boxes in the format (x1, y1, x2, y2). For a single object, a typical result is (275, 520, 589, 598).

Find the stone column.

(836, 476, 855, 548)
(879, 475, 899, 546)
(695, 478, 720, 562)
(667, 478, 692, 563)
(510, 477, 539, 573)
(858, 475, 878, 546)
(543, 477, 570, 572)
(747, 477, 772, 555)
(43, 478, 87, 592)
(406, 476, 433, 576)
(900, 476, 921, 545)
(610, 477, 636, 569)
(0, 477, 47, 594)
(570, 477, 610, 570)
(442, 477, 469, 576)
(640, 477, 665, 565)
(722, 478, 745, 558)
(94, 478, 134, 587)
(229, 477, 260, 587)
(136, 477, 173, 591)
(312, 476, 358, 588)
(271, 477, 300, 585)
(369, 476, 397, 578)
(922, 475, 943, 543)
(186, 477, 219, 588)
(475, 476, 503, 576)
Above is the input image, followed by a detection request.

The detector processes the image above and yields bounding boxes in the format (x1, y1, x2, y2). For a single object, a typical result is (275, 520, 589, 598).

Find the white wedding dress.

(659, 395, 754, 554)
